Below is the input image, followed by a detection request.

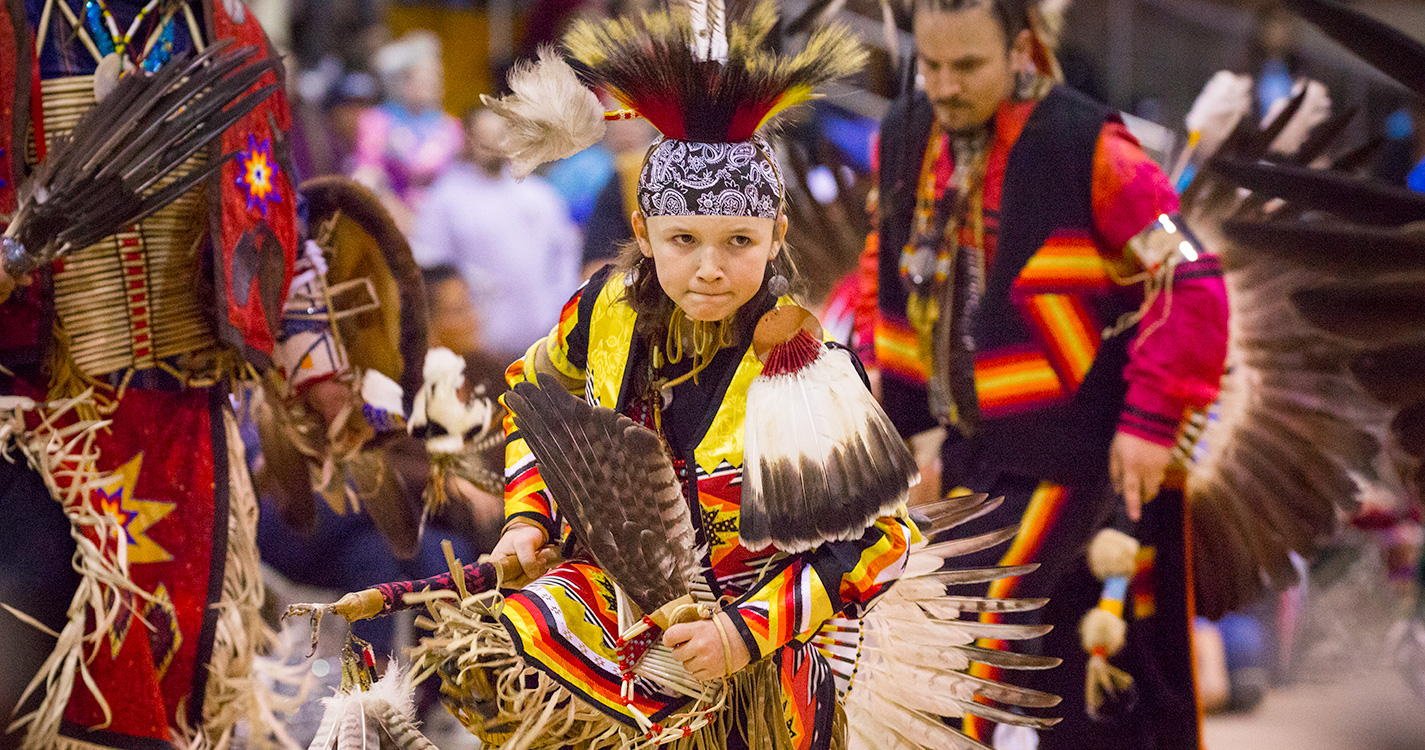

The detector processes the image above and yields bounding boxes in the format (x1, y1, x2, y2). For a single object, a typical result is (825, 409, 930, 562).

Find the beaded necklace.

(34, 0, 202, 72)
(85, 0, 178, 71)
(898, 122, 989, 371)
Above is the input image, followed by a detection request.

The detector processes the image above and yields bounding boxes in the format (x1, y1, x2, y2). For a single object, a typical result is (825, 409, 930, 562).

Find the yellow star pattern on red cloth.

(95, 454, 175, 564)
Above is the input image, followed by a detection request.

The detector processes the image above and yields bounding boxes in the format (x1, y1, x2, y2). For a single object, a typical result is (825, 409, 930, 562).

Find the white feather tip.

(1265, 79, 1331, 157)
(1184, 71, 1253, 159)
(422, 347, 465, 383)
(484, 48, 606, 179)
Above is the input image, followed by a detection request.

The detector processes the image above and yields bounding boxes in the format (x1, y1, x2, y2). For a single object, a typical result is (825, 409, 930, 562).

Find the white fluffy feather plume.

(1079, 607, 1127, 655)
(360, 369, 407, 430)
(480, 47, 606, 179)
(308, 662, 436, 750)
(1086, 528, 1140, 580)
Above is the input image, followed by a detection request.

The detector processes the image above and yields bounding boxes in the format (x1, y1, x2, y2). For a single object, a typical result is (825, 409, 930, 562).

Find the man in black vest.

(861, 1, 1229, 747)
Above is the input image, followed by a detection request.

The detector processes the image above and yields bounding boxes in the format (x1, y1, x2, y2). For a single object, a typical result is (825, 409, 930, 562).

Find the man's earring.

(1015, 69, 1041, 100)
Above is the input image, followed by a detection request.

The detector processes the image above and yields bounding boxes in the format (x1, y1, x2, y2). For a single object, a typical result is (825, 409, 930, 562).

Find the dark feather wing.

(1292, 281, 1425, 345)
(1206, 158, 1425, 227)
(1181, 1, 1425, 618)
(1351, 344, 1425, 407)
(1284, 0, 1425, 99)
(1222, 219, 1425, 276)
(9, 43, 277, 269)
(505, 374, 697, 615)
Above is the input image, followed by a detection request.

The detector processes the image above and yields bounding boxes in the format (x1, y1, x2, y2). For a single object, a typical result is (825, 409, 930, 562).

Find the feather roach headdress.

(483, 0, 865, 187)
(564, 0, 863, 143)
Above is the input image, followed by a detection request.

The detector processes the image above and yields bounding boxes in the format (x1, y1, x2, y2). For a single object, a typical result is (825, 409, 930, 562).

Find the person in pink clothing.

(351, 31, 463, 234)
(857, 1, 1228, 748)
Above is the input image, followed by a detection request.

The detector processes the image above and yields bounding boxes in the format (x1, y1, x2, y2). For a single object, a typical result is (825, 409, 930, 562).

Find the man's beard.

(934, 100, 994, 134)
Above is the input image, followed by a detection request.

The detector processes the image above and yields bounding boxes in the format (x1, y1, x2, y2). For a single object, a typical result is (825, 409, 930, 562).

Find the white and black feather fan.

(2, 42, 278, 276)
(741, 306, 919, 553)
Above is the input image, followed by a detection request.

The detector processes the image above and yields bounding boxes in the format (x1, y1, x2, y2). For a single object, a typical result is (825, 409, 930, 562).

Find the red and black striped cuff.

(1118, 402, 1182, 445)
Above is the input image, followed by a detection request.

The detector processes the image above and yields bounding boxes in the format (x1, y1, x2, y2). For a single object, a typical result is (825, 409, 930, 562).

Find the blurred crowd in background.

(230, 0, 1425, 737)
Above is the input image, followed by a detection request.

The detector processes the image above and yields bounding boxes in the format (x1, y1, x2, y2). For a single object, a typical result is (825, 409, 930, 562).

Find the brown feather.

(1353, 343, 1425, 406)
(505, 374, 697, 615)
(1293, 281, 1425, 344)
(1390, 402, 1425, 458)
(1183, 101, 1409, 614)
(919, 525, 1020, 560)
(1223, 219, 1425, 276)
(1285, 0, 1425, 99)
(350, 435, 429, 560)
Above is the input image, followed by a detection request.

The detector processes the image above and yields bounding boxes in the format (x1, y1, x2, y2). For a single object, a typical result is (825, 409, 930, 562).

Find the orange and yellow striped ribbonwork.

(1014, 232, 1112, 292)
(973, 347, 1064, 417)
(1022, 293, 1101, 388)
(873, 318, 929, 384)
(964, 482, 1070, 741)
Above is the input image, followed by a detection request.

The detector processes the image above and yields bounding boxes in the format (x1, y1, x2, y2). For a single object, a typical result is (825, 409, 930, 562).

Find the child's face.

(634, 213, 786, 322)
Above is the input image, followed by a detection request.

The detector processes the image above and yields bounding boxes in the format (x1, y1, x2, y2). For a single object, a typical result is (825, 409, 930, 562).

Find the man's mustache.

(934, 98, 971, 110)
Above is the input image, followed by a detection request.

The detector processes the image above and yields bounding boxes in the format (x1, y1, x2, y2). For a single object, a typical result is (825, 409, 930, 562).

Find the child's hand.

(664, 612, 750, 682)
(491, 521, 551, 585)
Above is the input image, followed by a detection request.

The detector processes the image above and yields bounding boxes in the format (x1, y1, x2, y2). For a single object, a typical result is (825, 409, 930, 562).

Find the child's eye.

(674, 234, 696, 245)
(729, 235, 752, 247)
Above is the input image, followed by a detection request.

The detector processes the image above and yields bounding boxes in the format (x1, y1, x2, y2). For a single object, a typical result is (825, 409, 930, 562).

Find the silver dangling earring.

(767, 270, 790, 298)
(626, 256, 649, 287)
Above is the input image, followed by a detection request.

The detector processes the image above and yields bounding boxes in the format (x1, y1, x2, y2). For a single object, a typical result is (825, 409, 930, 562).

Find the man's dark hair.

(911, 0, 1031, 47)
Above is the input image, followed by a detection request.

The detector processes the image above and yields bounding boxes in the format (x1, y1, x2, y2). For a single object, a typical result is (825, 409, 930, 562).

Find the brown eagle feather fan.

(504, 373, 698, 617)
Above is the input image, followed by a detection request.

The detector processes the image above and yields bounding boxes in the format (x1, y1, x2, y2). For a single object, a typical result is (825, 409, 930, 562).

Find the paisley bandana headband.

(638, 137, 785, 220)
